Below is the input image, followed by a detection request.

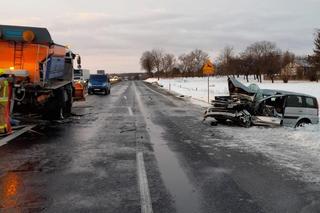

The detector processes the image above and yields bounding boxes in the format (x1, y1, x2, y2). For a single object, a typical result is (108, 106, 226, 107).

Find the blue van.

(88, 74, 111, 95)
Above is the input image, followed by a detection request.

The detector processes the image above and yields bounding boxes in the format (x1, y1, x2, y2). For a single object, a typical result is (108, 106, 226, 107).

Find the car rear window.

(305, 97, 318, 108)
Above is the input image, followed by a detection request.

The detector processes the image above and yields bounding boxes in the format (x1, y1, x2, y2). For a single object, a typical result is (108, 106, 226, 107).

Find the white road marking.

(128, 107, 133, 116)
(0, 125, 36, 147)
(133, 82, 153, 213)
(137, 152, 153, 213)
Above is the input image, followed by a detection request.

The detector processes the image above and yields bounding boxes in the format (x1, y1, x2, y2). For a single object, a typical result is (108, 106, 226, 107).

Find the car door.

(283, 95, 304, 127)
(252, 95, 283, 127)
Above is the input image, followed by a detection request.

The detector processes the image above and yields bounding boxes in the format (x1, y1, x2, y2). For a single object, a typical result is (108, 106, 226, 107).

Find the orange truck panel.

(0, 41, 66, 83)
(0, 41, 14, 71)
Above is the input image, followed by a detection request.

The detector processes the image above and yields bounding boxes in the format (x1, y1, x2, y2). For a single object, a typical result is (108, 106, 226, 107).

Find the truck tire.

(53, 88, 66, 120)
(65, 85, 73, 114)
(43, 88, 66, 120)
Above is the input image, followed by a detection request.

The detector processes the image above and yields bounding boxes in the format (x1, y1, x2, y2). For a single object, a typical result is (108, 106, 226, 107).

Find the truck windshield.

(74, 69, 83, 76)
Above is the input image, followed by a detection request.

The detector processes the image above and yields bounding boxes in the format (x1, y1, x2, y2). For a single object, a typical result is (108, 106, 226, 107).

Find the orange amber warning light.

(22, 30, 35, 43)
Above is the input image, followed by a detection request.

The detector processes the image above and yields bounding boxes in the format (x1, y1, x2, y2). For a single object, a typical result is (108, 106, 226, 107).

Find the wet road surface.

(0, 81, 320, 213)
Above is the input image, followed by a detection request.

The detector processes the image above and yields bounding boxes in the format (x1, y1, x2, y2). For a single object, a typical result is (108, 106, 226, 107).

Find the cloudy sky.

(1, 0, 319, 73)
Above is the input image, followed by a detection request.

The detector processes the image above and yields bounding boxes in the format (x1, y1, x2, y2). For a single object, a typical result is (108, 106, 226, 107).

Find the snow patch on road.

(215, 124, 320, 184)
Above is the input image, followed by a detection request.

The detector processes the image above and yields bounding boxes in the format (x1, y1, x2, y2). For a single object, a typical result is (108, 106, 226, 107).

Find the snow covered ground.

(145, 76, 320, 186)
(145, 76, 320, 106)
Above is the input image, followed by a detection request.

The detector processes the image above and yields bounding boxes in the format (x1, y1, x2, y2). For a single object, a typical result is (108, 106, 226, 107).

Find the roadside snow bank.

(216, 124, 320, 184)
(145, 77, 320, 185)
(146, 77, 320, 105)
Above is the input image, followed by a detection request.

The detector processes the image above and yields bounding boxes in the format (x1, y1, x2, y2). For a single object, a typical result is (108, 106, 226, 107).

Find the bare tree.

(191, 49, 209, 76)
(151, 49, 164, 79)
(238, 53, 255, 82)
(218, 46, 234, 64)
(244, 41, 279, 82)
(178, 53, 195, 76)
(281, 51, 295, 83)
(140, 51, 155, 77)
(308, 29, 320, 81)
(266, 52, 282, 83)
(216, 46, 236, 76)
(178, 49, 209, 77)
(162, 53, 176, 77)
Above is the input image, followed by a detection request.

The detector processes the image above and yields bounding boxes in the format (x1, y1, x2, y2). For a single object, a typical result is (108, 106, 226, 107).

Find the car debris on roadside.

(204, 77, 319, 128)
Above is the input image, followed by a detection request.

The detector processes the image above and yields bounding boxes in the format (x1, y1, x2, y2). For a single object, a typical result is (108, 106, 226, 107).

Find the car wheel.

(295, 119, 311, 128)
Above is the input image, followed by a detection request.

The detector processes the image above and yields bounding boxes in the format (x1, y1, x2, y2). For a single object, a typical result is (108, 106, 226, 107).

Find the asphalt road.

(0, 81, 320, 213)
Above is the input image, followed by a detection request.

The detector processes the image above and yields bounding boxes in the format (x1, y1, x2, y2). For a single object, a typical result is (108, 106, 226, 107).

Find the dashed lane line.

(137, 152, 153, 213)
(133, 82, 153, 213)
(128, 106, 133, 116)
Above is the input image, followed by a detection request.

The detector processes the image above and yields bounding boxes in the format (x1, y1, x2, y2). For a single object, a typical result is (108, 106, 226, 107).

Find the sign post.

(202, 60, 215, 103)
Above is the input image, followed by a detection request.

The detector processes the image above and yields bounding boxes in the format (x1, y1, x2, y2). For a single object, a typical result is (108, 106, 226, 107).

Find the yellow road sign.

(202, 60, 215, 75)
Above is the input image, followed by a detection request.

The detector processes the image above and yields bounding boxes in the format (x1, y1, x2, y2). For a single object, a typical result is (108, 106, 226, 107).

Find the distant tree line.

(140, 49, 210, 78)
(140, 30, 320, 82)
(216, 41, 295, 83)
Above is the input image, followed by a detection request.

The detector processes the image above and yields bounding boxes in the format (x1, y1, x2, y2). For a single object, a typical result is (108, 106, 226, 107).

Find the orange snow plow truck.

(0, 25, 83, 119)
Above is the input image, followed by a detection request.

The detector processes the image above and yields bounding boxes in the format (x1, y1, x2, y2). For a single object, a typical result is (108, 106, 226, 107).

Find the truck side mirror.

(77, 56, 81, 68)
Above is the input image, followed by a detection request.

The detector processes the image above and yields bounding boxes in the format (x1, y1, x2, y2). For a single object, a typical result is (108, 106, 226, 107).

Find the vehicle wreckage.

(204, 77, 319, 128)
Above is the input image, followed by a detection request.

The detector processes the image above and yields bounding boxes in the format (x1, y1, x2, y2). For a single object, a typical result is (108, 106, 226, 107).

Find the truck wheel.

(65, 85, 73, 114)
(51, 88, 66, 120)
(56, 106, 64, 120)
(44, 99, 64, 120)
(42, 88, 66, 120)
(55, 89, 66, 120)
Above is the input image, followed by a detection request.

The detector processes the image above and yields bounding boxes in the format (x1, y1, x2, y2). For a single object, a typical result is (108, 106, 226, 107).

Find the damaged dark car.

(204, 77, 319, 128)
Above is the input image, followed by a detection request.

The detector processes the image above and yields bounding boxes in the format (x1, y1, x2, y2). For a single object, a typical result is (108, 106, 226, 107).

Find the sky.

(1, 0, 319, 73)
